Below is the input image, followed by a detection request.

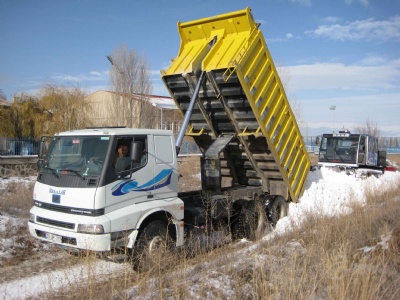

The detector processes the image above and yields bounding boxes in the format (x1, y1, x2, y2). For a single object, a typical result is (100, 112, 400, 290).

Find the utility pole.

(330, 105, 336, 133)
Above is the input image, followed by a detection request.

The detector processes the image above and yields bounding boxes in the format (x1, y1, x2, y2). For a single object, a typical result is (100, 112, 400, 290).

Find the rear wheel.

(134, 220, 174, 272)
(268, 196, 289, 227)
(236, 200, 269, 241)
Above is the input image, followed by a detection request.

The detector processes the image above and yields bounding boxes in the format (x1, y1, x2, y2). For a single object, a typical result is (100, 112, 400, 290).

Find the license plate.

(43, 232, 62, 243)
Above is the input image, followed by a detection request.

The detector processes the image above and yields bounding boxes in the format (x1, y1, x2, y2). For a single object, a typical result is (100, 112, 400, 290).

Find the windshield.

(319, 136, 359, 164)
(42, 136, 110, 177)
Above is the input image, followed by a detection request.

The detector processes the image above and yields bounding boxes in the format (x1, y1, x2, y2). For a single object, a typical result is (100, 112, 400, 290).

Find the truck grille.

(37, 216, 75, 230)
(34, 201, 105, 216)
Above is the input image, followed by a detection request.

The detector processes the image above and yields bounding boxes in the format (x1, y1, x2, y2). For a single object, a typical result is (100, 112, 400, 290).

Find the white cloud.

(268, 33, 299, 43)
(51, 71, 109, 83)
(89, 71, 103, 77)
(300, 93, 400, 135)
(344, 0, 369, 7)
(322, 16, 341, 23)
(359, 55, 388, 66)
(305, 16, 400, 41)
(286, 33, 294, 39)
(291, 0, 312, 6)
(279, 60, 400, 91)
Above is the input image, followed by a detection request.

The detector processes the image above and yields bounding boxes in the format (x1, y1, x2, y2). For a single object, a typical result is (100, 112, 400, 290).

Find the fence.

(0, 137, 40, 156)
(1, 136, 399, 157)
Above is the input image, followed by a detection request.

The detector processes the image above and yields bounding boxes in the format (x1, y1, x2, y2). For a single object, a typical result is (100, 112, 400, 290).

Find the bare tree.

(0, 93, 39, 138)
(108, 45, 153, 128)
(353, 117, 380, 137)
(37, 84, 91, 135)
(0, 89, 7, 100)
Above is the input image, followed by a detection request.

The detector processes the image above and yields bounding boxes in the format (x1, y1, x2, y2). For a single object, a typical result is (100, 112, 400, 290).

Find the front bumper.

(28, 221, 112, 252)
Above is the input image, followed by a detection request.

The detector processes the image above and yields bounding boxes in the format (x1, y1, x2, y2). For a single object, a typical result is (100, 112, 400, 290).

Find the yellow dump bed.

(161, 7, 310, 202)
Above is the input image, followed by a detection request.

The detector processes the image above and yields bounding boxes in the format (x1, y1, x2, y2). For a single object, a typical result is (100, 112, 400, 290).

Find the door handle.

(147, 194, 154, 199)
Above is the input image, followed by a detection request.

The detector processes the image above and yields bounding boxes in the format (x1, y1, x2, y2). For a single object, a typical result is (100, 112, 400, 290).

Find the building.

(85, 90, 181, 132)
(0, 99, 11, 107)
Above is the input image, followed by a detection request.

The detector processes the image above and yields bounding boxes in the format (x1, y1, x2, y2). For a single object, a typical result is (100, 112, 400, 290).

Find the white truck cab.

(28, 127, 184, 252)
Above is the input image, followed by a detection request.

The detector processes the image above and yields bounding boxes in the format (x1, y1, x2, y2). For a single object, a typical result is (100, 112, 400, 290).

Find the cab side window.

(132, 137, 147, 169)
(113, 138, 132, 173)
(113, 136, 147, 174)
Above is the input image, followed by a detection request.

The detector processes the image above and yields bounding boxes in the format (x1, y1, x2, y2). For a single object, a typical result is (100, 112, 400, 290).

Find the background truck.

(28, 8, 310, 265)
(317, 130, 387, 177)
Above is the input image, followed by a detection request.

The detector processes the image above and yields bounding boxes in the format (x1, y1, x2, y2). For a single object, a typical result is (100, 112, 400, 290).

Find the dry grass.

(38, 175, 400, 299)
(0, 180, 34, 218)
(0, 181, 35, 267)
(2, 158, 400, 299)
(257, 176, 400, 299)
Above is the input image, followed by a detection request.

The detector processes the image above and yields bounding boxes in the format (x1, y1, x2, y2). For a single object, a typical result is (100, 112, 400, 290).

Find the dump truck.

(318, 130, 387, 177)
(28, 8, 310, 265)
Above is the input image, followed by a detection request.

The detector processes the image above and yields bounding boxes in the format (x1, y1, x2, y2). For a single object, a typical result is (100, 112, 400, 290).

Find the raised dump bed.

(161, 7, 310, 202)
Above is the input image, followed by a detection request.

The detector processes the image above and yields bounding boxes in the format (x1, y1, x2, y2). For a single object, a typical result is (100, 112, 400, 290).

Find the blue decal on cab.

(111, 169, 173, 196)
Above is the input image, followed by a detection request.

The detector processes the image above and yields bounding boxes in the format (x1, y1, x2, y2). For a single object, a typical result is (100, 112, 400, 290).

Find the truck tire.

(236, 200, 269, 241)
(268, 196, 289, 228)
(134, 220, 174, 272)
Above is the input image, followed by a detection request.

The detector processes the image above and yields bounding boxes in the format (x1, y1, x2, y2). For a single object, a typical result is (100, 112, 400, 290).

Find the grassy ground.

(43, 170, 400, 299)
(1, 155, 399, 299)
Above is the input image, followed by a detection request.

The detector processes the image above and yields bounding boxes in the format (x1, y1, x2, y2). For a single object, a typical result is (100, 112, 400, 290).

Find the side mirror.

(37, 136, 51, 170)
(36, 159, 43, 170)
(39, 136, 52, 159)
(39, 141, 45, 159)
(131, 141, 142, 163)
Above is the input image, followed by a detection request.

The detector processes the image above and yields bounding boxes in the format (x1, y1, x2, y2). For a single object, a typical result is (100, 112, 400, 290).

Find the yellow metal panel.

(273, 113, 290, 148)
(163, 7, 256, 75)
(240, 36, 265, 78)
(233, 30, 310, 201)
(165, 40, 209, 75)
(278, 125, 293, 158)
(204, 33, 249, 70)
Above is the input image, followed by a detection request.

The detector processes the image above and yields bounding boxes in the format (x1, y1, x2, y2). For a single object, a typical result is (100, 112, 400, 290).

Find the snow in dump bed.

(1, 169, 400, 299)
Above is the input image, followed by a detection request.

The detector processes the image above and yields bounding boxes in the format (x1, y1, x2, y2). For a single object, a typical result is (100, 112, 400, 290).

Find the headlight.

(29, 213, 35, 223)
(77, 224, 104, 234)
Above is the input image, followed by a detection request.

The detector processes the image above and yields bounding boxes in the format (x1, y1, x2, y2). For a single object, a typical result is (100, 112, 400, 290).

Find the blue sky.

(1, 0, 399, 136)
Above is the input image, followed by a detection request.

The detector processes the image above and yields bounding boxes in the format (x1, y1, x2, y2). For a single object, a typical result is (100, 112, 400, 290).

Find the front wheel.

(134, 220, 174, 272)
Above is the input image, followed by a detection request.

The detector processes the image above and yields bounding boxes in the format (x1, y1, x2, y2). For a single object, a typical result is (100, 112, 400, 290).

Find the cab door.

(104, 135, 154, 211)
(152, 134, 178, 200)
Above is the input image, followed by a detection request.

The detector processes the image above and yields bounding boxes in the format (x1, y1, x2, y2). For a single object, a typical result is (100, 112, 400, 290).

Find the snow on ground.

(276, 168, 400, 235)
(0, 259, 129, 299)
(0, 176, 36, 261)
(0, 169, 399, 299)
(0, 175, 35, 190)
(0, 213, 27, 260)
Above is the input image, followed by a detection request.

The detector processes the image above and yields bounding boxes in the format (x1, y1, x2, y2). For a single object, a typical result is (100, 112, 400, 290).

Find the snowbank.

(275, 168, 400, 235)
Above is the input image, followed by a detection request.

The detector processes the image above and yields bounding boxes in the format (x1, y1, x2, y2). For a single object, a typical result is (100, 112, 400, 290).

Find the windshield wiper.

(59, 169, 85, 179)
(43, 167, 60, 178)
